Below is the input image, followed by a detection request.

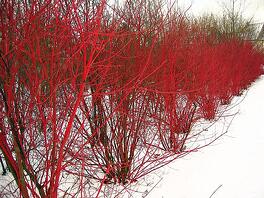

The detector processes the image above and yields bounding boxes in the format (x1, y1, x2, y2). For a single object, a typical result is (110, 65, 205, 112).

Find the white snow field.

(149, 75, 264, 198)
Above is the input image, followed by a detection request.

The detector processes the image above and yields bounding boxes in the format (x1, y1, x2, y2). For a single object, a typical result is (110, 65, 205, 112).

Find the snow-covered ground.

(1, 77, 263, 198)
(149, 75, 264, 198)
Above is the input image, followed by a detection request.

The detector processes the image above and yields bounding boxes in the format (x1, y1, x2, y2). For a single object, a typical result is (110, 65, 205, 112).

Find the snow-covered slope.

(149, 75, 264, 198)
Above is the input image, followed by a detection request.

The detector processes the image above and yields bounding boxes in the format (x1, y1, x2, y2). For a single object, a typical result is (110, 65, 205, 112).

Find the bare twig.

(209, 184, 223, 198)
(142, 177, 163, 198)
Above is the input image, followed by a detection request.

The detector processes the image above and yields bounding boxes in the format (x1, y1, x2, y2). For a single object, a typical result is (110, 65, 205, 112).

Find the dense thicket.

(0, 0, 263, 197)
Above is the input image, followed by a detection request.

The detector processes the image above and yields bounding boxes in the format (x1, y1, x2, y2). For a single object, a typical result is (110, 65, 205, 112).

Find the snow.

(149, 75, 264, 198)
(1, 76, 264, 198)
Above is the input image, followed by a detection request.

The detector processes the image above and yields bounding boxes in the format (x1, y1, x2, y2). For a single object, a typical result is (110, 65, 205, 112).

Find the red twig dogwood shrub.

(0, 0, 263, 197)
(0, 0, 113, 197)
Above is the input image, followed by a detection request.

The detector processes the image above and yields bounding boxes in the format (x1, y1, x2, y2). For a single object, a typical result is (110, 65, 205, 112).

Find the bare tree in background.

(257, 24, 264, 40)
(219, 0, 258, 39)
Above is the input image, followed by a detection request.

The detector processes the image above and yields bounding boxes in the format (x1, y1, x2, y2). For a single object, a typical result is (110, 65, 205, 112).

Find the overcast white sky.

(112, 0, 264, 24)
(177, 0, 264, 23)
